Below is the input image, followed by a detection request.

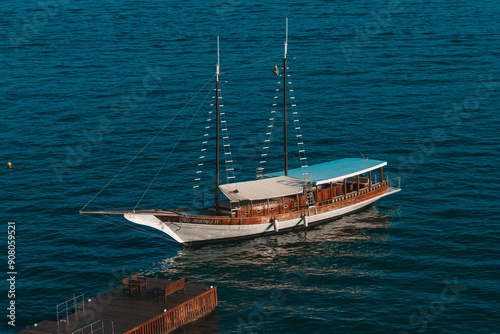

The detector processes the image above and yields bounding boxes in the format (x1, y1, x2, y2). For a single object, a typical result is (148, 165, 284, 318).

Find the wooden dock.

(18, 277, 217, 334)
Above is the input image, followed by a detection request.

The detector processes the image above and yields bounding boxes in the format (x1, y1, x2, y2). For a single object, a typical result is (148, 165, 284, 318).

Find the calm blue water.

(2, 0, 500, 333)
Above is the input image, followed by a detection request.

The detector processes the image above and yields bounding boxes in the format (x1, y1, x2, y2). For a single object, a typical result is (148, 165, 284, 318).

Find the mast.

(283, 18, 289, 176)
(215, 36, 220, 214)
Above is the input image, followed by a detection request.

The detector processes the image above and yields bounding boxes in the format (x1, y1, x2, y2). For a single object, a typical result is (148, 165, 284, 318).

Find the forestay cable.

(80, 75, 216, 212)
(134, 85, 215, 210)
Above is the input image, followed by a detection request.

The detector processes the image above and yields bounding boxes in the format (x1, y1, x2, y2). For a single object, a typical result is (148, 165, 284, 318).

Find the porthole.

(245, 211, 250, 214)
(284, 205, 288, 208)
(270, 207, 274, 211)
(294, 203, 298, 207)
(256, 209, 261, 213)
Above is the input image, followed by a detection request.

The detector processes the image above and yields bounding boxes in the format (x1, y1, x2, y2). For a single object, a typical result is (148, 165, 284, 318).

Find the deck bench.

(157, 277, 186, 302)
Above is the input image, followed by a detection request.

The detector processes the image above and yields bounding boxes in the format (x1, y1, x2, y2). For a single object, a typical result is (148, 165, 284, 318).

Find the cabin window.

(294, 203, 298, 207)
(284, 205, 288, 208)
(245, 211, 250, 214)
(270, 207, 274, 211)
(256, 209, 261, 213)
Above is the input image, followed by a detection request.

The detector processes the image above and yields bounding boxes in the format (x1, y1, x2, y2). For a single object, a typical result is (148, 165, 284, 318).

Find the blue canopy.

(269, 158, 387, 185)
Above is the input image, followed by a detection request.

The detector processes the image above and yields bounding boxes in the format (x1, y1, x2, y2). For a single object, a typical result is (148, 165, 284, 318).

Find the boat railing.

(316, 181, 389, 206)
(56, 293, 85, 323)
(386, 175, 401, 192)
(72, 319, 114, 334)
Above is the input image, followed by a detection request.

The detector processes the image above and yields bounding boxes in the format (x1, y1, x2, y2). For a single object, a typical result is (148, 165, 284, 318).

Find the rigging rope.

(256, 73, 282, 178)
(192, 94, 215, 207)
(217, 85, 240, 211)
(82, 53, 287, 213)
(255, 64, 311, 178)
(287, 67, 311, 176)
(134, 85, 215, 210)
(217, 89, 237, 184)
(80, 75, 216, 212)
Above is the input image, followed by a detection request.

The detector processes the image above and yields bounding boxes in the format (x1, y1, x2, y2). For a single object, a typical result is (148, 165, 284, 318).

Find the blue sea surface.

(2, 0, 500, 333)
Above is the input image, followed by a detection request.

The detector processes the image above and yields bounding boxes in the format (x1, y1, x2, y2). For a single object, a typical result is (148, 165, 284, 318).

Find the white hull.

(124, 187, 400, 244)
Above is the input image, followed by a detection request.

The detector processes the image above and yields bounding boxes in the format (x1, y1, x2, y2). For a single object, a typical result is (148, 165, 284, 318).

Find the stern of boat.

(386, 175, 402, 195)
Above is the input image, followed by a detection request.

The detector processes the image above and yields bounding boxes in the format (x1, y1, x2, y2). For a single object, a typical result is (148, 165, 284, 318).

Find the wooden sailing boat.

(81, 22, 401, 244)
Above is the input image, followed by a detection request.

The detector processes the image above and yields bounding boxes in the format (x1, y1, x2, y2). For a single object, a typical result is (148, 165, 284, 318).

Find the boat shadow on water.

(148, 204, 398, 273)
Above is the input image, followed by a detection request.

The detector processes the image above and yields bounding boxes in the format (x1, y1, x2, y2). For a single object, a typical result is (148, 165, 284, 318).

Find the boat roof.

(219, 175, 304, 202)
(219, 158, 387, 202)
(269, 158, 387, 185)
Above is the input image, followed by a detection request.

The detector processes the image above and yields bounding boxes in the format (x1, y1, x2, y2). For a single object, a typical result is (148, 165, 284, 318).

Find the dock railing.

(56, 293, 85, 323)
(72, 319, 114, 334)
(124, 287, 217, 334)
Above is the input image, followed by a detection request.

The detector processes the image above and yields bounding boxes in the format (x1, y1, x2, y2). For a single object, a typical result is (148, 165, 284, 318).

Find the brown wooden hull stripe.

(156, 184, 388, 226)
